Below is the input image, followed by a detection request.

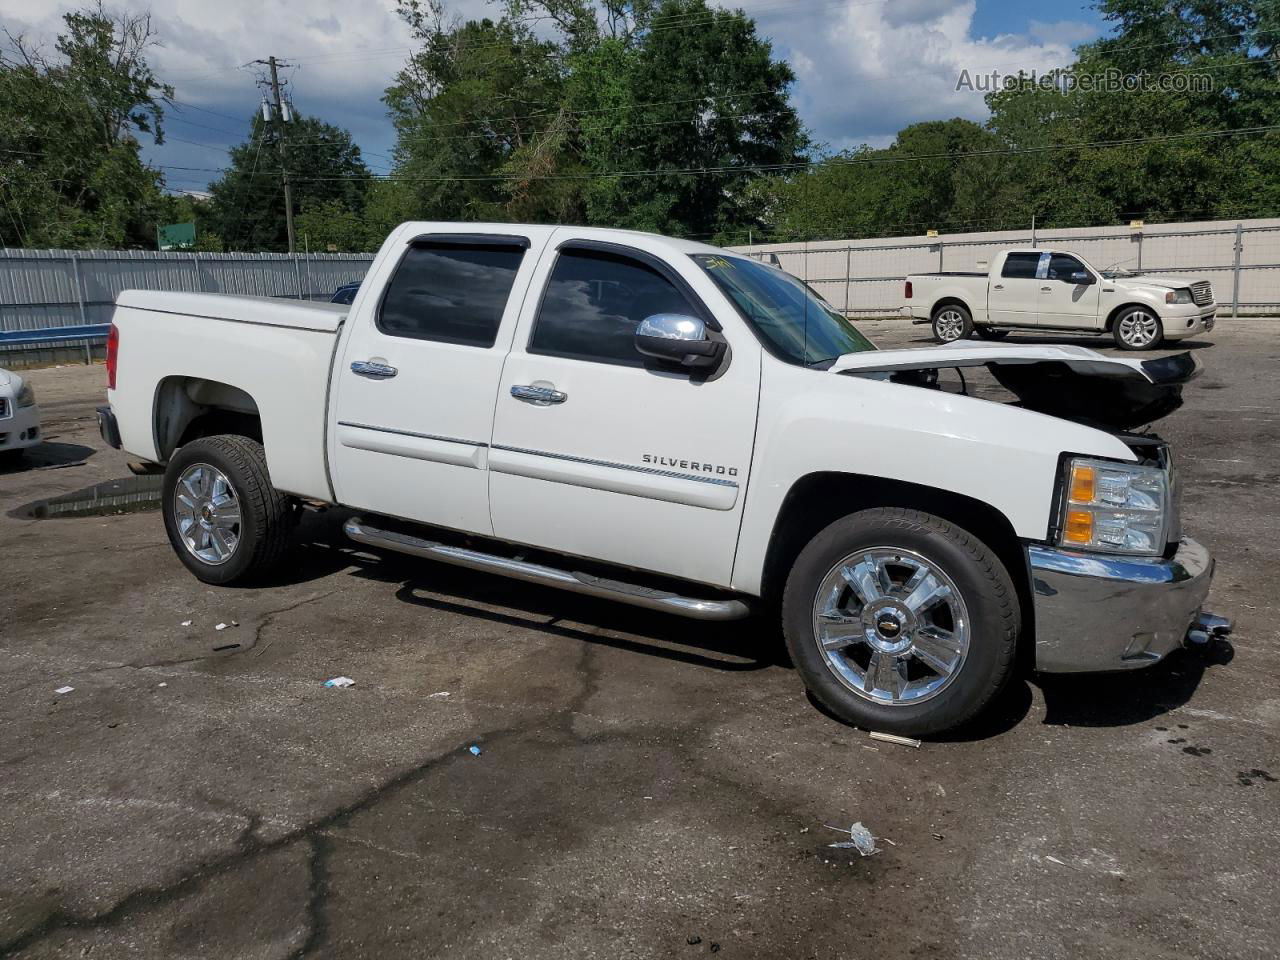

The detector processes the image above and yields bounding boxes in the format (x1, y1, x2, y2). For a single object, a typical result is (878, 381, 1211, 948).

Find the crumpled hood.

(831, 342, 1202, 430)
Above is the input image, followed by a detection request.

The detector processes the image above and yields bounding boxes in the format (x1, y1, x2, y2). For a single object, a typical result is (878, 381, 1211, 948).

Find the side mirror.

(635, 314, 724, 368)
(1069, 270, 1095, 285)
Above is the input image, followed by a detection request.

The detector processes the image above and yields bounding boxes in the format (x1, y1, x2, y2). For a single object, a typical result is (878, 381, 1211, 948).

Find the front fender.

(729, 362, 1137, 595)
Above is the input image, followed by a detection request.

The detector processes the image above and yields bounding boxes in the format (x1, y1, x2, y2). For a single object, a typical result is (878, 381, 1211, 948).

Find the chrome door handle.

(1040, 286, 1053, 292)
(511, 384, 567, 405)
(993, 284, 1004, 290)
(351, 360, 398, 379)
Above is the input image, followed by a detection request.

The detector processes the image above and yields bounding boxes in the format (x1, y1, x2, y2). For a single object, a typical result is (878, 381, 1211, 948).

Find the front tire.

(163, 435, 296, 585)
(1113, 307, 1163, 350)
(781, 507, 1019, 736)
(931, 304, 973, 344)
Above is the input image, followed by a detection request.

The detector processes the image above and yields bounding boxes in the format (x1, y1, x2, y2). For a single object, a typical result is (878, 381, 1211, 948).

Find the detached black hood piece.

(830, 343, 1203, 431)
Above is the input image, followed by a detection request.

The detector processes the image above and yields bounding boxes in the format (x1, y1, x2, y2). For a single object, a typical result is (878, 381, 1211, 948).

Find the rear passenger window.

(1001, 253, 1041, 279)
(530, 249, 703, 367)
(379, 242, 526, 347)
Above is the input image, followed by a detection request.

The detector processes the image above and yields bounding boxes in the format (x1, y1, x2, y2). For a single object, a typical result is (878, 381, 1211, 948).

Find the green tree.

(384, 1, 570, 223)
(0, 3, 171, 247)
(206, 114, 371, 252)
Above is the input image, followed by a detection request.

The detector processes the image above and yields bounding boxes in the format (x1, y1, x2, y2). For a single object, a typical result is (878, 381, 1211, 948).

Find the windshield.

(691, 254, 876, 366)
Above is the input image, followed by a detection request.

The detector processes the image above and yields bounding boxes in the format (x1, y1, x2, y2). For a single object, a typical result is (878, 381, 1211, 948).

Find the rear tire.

(162, 435, 296, 585)
(781, 507, 1019, 736)
(931, 304, 973, 343)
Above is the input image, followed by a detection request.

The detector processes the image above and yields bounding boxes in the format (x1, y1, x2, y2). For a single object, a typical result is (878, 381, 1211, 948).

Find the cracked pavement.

(1, 318, 1277, 959)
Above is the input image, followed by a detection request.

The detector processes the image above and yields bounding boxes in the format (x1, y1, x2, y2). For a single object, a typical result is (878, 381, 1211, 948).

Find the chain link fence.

(729, 217, 1280, 319)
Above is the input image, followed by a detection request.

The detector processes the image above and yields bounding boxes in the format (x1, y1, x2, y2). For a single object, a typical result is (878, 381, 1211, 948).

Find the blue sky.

(3, 0, 1112, 195)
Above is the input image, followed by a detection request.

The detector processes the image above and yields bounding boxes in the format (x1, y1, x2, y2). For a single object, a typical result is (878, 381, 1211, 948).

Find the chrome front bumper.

(1028, 538, 1219, 672)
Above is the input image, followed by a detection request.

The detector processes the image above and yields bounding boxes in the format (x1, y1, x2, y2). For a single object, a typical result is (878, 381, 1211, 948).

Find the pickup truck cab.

(97, 223, 1229, 735)
(906, 249, 1217, 350)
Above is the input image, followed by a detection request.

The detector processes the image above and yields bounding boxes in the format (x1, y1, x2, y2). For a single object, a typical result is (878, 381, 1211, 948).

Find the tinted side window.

(379, 243, 525, 347)
(530, 249, 702, 366)
(1047, 254, 1086, 280)
(1001, 253, 1041, 279)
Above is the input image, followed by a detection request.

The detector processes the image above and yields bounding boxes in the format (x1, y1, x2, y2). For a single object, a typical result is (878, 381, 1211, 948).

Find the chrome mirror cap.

(636, 313, 707, 342)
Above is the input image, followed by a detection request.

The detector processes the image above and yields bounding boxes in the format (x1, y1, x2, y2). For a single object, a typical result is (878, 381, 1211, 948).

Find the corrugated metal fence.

(0, 248, 374, 364)
(730, 217, 1280, 318)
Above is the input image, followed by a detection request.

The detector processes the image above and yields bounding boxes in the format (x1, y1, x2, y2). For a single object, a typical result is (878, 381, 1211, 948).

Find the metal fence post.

(1231, 222, 1243, 318)
(1136, 232, 1143, 273)
(292, 255, 303, 301)
(191, 253, 203, 292)
(937, 238, 944, 272)
(70, 253, 90, 363)
(844, 246, 852, 315)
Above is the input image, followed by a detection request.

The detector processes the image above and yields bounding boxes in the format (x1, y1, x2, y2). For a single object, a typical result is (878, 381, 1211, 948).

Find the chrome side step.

(343, 517, 751, 621)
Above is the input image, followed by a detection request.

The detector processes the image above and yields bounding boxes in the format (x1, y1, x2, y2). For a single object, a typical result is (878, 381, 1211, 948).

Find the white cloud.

(742, 0, 1096, 152)
(2, 0, 1100, 184)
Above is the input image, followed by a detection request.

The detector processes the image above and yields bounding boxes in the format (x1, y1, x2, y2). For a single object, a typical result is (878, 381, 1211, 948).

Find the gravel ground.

(0, 317, 1276, 959)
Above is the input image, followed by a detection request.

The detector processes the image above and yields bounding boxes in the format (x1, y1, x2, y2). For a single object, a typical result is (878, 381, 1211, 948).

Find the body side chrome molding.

(337, 420, 488, 448)
(491, 443, 738, 487)
(344, 517, 751, 621)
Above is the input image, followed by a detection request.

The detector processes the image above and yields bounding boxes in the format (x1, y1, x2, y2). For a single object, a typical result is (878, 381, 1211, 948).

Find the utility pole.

(256, 56, 296, 253)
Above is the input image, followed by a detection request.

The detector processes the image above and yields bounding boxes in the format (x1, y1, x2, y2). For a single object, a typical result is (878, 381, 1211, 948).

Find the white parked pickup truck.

(97, 223, 1231, 735)
(906, 248, 1217, 350)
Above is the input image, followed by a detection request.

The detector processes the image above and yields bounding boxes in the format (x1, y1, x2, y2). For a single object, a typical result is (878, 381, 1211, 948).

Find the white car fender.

(729, 360, 1137, 595)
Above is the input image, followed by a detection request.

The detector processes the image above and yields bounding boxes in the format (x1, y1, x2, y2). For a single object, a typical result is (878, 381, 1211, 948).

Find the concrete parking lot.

(1, 317, 1277, 960)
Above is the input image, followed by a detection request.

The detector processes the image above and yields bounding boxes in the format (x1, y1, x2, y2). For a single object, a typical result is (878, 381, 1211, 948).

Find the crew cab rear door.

(329, 226, 552, 535)
(487, 233, 761, 588)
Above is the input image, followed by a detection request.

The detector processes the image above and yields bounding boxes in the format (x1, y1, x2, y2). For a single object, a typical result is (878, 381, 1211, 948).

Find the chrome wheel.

(173, 463, 241, 565)
(933, 309, 967, 342)
(1117, 309, 1159, 348)
(811, 547, 969, 705)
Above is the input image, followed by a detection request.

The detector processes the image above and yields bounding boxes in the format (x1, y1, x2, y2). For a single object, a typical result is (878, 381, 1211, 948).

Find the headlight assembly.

(1059, 456, 1169, 556)
(16, 381, 35, 408)
(1165, 288, 1193, 304)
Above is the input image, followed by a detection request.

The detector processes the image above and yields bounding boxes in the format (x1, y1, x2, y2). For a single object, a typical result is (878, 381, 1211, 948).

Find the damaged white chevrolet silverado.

(906, 248, 1217, 350)
(97, 223, 1230, 735)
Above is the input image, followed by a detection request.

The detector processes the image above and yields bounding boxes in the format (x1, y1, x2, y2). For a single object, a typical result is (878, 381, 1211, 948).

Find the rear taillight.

(904, 280, 913, 299)
(106, 323, 119, 390)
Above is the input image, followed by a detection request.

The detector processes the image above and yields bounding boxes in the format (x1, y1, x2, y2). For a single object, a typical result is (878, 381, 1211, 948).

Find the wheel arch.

(758, 471, 1034, 660)
(154, 376, 262, 461)
(1104, 300, 1157, 332)
(930, 296, 972, 320)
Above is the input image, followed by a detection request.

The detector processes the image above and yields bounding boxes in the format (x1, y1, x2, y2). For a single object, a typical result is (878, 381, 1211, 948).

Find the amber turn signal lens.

(1069, 464, 1096, 503)
(1063, 510, 1094, 544)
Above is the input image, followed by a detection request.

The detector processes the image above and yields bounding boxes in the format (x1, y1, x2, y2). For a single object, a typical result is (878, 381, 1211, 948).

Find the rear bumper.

(97, 404, 121, 449)
(1029, 538, 1218, 672)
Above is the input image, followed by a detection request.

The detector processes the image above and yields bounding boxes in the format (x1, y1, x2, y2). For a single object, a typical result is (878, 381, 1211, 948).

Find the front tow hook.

(1185, 611, 1234, 648)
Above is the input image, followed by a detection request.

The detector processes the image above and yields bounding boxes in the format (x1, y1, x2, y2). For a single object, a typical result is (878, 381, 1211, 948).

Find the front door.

(988, 251, 1043, 326)
(1038, 252, 1102, 328)
(488, 237, 761, 588)
(330, 229, 549, 535)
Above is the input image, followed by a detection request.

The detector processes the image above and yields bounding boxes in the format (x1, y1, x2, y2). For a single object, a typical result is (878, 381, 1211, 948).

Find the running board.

(343, 517, 751, 621)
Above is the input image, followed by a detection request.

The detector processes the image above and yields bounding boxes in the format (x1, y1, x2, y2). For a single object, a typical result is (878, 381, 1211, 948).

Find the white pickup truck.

(906, 248, 1217, 350)
(97, 223, 1230, 735)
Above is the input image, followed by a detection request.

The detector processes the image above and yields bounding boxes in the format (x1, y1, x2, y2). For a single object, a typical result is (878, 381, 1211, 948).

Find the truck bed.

(108, 291, 345, 501)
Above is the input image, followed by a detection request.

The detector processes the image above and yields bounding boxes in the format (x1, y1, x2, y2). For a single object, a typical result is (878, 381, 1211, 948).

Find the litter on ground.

(54, 686, 74, 695)
(180, 620, 192, 627)
(869, 731, 922, 748)
(324, 676, 356, 688)
(468, 745, 482, 756)
(824, 822, 879, 857)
